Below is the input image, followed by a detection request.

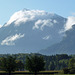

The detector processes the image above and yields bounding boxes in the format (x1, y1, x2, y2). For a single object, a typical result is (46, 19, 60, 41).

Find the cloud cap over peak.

(4, 9, 55, 26)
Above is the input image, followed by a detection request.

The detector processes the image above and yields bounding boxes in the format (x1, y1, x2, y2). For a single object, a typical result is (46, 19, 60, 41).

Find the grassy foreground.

(0, 71, 75, 75)
(9, 74, 75, 75)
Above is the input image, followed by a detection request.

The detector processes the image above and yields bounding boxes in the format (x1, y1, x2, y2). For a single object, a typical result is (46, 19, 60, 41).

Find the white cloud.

(4, 9, 55, 26)
(41, 19, 53, 30)
(53, 20, 57, 23)
(14, 18, 28, 26)
(65, 16, 75, 31)
(0, 24, 2, 28)
(1, 33, 24, 45)
(33, 19, 57, 30)
(42, 35, 51, 40)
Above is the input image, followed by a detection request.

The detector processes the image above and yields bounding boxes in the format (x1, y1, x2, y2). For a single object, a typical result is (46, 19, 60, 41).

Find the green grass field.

(13, 74, 75, 75)
(54, 74, 75, 75)
(0, 71, 75, 75)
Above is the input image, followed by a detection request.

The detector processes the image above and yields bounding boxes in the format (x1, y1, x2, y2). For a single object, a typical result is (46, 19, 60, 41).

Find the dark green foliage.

(68, 58, 75, 74)
(48, 61, 55, 70)
(69, 69, 75, 74)
(16, 60, 24, 71)
(63, 58, 75, 74)
(63, 68, 75, 74)
(25, 55, 45, 73)
(68, 58, 75, 69)
(0, 53, 74, 71)
(0, 56, 17, 75)
(63, 68, 70, 74)
(45, 54, 71, 70)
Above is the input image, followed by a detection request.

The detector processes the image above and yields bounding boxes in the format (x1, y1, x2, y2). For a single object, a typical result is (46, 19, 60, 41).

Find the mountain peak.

(4, 9, 59, 27)
(0, 9, 67, 54)
(22, 8, 30, 11)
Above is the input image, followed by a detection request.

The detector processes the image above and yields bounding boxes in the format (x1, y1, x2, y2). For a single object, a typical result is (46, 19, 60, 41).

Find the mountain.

(39, 25, 75, 55)
(0, 9, 66, 54)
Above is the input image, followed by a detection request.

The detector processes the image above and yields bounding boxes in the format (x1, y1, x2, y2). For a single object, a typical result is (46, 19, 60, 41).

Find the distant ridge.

(39, 25, 75, 55)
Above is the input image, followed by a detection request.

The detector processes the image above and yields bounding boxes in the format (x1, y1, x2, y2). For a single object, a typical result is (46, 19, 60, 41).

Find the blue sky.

(0, 0, 75, 25)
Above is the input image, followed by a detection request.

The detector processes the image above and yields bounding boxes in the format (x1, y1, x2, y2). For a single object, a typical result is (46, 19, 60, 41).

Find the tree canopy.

(68, 58, 75, 69)
(25, 55, 45, 74)
(0, 56, 17, 75)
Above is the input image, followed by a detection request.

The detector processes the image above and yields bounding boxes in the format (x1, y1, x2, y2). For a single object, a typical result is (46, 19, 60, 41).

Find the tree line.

(0, 53, 74, 75)
(0, 54, 45, 75)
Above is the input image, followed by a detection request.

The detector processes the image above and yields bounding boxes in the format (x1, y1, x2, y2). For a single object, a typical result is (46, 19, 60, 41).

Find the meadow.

(0, 71, 75, 75)
(16, 74, 75, 75)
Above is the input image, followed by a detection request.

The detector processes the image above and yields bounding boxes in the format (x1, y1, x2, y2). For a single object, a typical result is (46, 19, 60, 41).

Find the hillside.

(39, 25, 75, 55)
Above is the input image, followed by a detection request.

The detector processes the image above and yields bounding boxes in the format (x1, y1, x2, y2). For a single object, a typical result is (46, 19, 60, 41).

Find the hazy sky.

(0, 0, 75, 25)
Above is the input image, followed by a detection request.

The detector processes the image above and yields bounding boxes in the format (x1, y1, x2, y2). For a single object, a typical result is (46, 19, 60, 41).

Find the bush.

(63, 68, 70, 74)
(69, 69, 75, 74)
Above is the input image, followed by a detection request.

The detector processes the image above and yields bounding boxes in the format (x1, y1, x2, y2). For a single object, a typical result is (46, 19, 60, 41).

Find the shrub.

(63, 68, 70, 74)
(69, 69, 75, 74)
